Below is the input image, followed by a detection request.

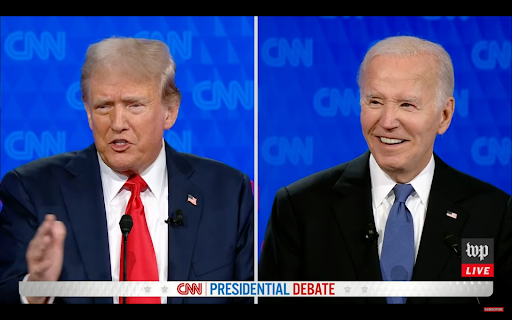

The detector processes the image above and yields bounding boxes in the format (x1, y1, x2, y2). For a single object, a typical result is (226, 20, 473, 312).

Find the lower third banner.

(19, 281, 492, 297)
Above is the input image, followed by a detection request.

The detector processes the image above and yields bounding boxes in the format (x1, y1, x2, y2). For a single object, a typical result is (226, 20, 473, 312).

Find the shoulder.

(2, 150, 80, 182)
(277, 160, 351, 200)
(436, 156, 510, 201)
(451, 168, 510, 202)
(178, 152, 250, 183)
(0, 150, 82, 198)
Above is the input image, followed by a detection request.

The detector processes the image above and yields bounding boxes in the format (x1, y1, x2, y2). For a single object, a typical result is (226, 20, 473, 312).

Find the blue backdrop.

(258, 16, 512, 258)
(0, 16, 255, 199)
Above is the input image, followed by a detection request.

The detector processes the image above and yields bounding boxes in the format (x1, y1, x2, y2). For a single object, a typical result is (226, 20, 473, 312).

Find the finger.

(51, 221, 66, 245)
(27, 215, 58, 260)
(27, 235, 51, 263)
(33, 215, 56, 240)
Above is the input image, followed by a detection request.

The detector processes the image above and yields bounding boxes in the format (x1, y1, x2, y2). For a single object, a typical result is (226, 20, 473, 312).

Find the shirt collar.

(98, 140, 167, 203)
(369, 153, 435, 208)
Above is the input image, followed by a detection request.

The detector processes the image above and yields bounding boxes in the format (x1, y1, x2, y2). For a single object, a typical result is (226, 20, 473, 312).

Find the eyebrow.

(364, 94, 382, 100)
(396, 96, 420, 104)
(364, 94, 420, 104)
(92, 96, 150, 106)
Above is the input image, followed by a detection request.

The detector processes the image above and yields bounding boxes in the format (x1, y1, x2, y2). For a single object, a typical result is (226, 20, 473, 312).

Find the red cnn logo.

(177, 283, 203, 295)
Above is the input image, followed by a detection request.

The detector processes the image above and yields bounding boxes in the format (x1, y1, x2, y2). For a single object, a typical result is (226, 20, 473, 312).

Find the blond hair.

(81, 36, 181, 108)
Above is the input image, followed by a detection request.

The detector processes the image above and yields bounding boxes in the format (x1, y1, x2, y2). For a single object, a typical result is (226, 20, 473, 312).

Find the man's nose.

(110, 105, 129, 132)
(379, 105, 400, 130)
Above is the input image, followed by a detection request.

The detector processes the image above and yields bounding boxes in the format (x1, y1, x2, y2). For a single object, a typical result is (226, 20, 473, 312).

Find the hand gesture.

(25, 214, 66, 303)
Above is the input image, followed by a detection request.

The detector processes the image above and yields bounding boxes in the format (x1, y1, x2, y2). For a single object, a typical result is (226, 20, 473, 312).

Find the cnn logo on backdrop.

(461, 238, 494, 277)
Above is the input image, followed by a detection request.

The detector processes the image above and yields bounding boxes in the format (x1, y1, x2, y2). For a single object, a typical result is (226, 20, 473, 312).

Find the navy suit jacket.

(259, 151, 512, 305)
(0, 141, 254, 304)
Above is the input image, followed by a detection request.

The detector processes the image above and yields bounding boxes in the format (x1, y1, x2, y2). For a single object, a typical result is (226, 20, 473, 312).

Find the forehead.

(362, 55, 437, 96)
(88, 67, 159, 98)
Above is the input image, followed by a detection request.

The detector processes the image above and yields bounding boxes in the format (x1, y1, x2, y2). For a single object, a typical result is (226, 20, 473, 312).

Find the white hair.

(357, 36, 454, 109)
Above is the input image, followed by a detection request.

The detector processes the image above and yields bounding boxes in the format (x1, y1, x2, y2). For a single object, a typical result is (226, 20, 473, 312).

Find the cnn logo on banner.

(461, 238, 494, 277)
(177, 283, 203, 295)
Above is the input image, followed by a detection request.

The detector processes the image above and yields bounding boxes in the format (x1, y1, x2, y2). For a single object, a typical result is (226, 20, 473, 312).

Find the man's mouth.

(379, 137, 406, 145)
(111, 140, 128, 145)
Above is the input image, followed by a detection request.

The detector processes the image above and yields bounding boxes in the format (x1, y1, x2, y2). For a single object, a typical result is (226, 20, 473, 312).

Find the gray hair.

(357, 36, 454, 109)
(80, 36, 181, 108)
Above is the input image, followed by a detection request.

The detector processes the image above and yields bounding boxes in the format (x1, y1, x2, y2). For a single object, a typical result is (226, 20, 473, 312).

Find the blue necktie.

(380, 183, 415, 304)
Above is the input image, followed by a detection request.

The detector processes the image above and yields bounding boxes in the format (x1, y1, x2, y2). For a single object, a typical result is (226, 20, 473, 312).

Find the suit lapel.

(410, 154, 469, 304)
(164, 143, 203, 304)
(331, 151, 386, 303)
(60, 144, 112, 304)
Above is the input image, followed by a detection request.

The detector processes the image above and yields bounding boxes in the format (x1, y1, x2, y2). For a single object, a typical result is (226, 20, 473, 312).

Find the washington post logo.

(461, 238, 494, 277)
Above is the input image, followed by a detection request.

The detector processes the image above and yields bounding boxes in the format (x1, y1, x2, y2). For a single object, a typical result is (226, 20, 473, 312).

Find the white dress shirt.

(369, 153, 435, 263)
(22, 142, 169, 304)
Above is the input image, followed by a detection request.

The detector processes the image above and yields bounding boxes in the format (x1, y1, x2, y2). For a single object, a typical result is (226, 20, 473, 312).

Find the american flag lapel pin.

(446, 211, 457, 219)
(187, 194, 197, 206)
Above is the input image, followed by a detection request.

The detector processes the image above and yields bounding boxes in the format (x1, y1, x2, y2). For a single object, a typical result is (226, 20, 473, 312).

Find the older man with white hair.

(259, 35, 511, 305)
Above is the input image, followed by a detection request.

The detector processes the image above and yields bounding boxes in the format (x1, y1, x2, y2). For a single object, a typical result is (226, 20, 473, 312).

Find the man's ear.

(437, 97, 454, 135)
(164, 101, 180, 130)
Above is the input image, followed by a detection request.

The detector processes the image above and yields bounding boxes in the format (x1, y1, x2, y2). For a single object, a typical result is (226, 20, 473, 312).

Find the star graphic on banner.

(361, 286, 368, 293)
(161, 286, 168, 293)
(144, 286, 151, 293)
(344, 286, 351, 293)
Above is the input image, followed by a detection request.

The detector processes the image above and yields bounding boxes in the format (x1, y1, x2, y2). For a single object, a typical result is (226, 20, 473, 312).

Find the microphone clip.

(165, 209, 183, 227)
(165, 218, 183, 227)
(366, 223, 379, 243)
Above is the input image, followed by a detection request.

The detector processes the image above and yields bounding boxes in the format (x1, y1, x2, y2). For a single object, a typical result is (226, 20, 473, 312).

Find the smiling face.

(84, 67, 178, 176)
(360, 54, 454, 183)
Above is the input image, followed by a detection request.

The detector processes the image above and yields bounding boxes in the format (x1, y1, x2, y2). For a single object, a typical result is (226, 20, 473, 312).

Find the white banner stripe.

(18, 281, 492, 297)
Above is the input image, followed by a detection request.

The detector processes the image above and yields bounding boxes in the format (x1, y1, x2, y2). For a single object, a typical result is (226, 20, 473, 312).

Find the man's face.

(85, 68, 178, 176)
(360, 54, 454, 182)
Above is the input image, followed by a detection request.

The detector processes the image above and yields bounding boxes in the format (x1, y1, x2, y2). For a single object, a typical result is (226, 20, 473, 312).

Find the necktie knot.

(123, 175, 148, 194)
(393, 183, 414, 203)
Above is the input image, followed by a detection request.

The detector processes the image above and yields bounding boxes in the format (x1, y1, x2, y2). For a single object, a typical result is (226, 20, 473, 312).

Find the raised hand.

(25, 214, 66, 304)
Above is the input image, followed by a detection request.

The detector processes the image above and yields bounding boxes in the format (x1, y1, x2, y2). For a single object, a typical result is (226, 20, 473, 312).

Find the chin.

(374, 156, 405, 173)
(105, 158, 137, 174)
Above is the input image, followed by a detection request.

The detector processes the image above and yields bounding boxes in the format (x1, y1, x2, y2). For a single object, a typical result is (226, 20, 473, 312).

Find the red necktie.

(119, 175, 160, 304)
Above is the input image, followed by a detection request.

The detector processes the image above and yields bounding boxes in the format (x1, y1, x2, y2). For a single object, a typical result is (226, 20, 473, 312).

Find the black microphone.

(443, 231, 480, 304)
(119, 214, 133, 305)
(366, 223, 379, 243)
(165, 209, 183, 227)
(443, 231, 460, 259)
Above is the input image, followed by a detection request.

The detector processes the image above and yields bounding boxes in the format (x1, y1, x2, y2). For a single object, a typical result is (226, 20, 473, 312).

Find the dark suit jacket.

(259, 151, 511, 304)
(0, 141, 254, 304)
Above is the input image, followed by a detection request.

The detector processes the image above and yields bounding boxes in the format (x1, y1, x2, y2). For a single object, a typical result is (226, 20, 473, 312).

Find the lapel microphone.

(119, 214, 133, 305)
(366, 223, 379, 243)
(165, 209, 183, 227)
(443, 231, 480, 304)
